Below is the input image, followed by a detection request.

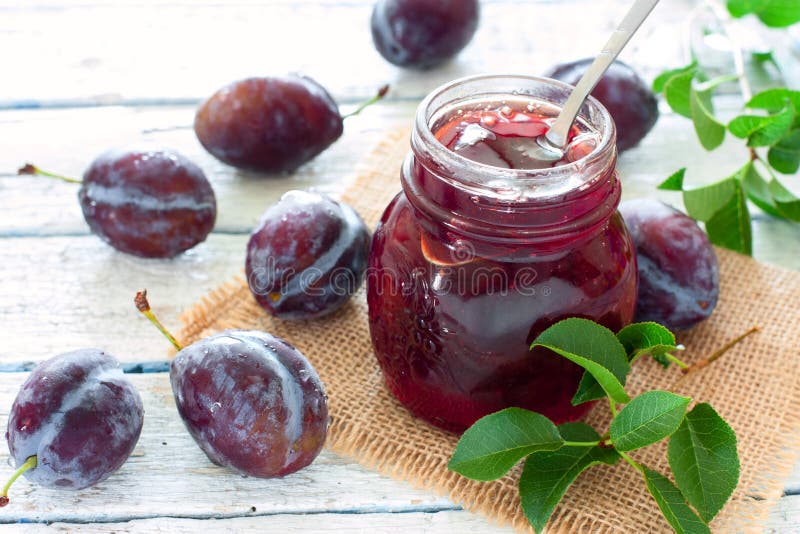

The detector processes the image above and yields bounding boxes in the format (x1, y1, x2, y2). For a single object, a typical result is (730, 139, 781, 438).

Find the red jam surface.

(434, 105, 594, 169)
(367, 104, 637, 433)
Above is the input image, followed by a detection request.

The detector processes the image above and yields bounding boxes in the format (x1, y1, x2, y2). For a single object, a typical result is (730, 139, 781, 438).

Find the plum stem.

(135, 289, 184, 351)
(17, 163, 81, 184)
(341, 84, 390, 120)
(0, 455, 37, 507)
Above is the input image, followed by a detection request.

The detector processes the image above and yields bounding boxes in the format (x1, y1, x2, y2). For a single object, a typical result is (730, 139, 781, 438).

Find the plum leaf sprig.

(651, 4, 799, 256)
(448, 318, 751, 534)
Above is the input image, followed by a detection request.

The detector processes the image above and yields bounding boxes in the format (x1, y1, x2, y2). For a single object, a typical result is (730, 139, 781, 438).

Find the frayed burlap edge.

(178, 128, 800, 533)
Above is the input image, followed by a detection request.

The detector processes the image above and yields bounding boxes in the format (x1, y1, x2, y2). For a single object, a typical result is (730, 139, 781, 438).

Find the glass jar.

(366, 75, 637, 433)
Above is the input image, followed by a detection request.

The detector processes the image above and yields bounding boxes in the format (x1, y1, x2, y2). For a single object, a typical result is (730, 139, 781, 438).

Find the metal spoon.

(531, 0, 661, 162)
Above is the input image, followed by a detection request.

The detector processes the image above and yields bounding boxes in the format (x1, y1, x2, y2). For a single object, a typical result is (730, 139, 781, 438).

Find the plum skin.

(170, 330, 328, 478)
(246, 190, 371, 320)
(545, 59, 659, 151)
(79, 148, 216, 258)
(194, 76, 343, 173)
(6, 349, 144, 490)
(620, 198, 719, 330)
(371, 0, 480, 69)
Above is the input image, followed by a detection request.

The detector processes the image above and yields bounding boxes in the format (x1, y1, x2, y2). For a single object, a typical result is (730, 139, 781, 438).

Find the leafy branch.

(653, 1, 799, 256)
(448, 319, 747, 533)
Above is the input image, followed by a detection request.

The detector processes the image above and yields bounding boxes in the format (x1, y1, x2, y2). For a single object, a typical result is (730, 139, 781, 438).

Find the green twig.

(609, 398, 618, 418)
(682, 326, 759, 375)
(618, 450, 645, 474)
(665, 352, 690, 370)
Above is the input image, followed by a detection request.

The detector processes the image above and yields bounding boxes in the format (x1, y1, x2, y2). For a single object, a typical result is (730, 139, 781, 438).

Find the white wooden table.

(0, 1, 798, 531)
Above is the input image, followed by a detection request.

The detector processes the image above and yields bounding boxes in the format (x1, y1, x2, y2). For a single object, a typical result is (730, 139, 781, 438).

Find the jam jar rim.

(412, 74, 617, 202)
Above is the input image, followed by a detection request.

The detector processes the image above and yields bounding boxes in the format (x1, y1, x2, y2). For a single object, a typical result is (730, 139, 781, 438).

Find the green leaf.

(609, 391, 691, 451)
(448, 408, 564, 481)
(728, 115, 766, 138)
(757, 1, 800, 27)
(653, 63, 697, 94)
(768, 178, 800, 221)
(727, 0, 766, 18)
(644, 467, 711, 534)
(664, 71, 695, 118)
(570, 372, 607, 406)
(740, 162, 783, 218)
(616, 322, 680, 367)
(751, 51, 782, 74)
(768, 129, 800, 174)
(668, 403, 739, 522)
(727, 0, 800, 27)
(749, 108, 794, 146)
(690, 85, 726, 150)
(658, 168, 686, 191)
(531, 318, 631, 405)
(727, 106, 794, 147)
(680, 171, 753, 254)
(519, 423, 620, 533)
(746, 89, 800, 114)
(704, 179, 752, 255)
(683, 177, 737, 222)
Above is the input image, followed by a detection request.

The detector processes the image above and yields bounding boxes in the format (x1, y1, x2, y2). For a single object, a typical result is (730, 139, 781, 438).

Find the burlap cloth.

(179, 128, 800, 533)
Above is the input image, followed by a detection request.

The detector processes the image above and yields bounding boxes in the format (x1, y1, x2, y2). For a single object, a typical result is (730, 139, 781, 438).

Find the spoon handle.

(544, 0, 660, 150)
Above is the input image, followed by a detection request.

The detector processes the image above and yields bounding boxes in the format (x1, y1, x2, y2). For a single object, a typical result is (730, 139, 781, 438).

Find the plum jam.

(367, 75, 637, 433)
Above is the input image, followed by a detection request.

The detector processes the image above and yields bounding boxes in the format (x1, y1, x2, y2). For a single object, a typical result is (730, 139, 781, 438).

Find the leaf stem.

(664, 352, 691, 370)
(618, 450, 644, 474)
(696, 73, 741, 92)
(562, 440, 601, 448)
(754, 154, 778, 180)
(609, 398, 618, 418)
(0, 455, 37, 507)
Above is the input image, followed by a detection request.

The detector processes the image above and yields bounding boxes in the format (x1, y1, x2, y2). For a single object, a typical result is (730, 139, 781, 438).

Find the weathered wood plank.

(768, 495, 800, 533)
(0, 0, 690, 107)
(0, 234, 247, 366)
(787, 461, 800, 495)
(1, 496, 798, 533)
(0, 373, 459, 524)
(0, 511, 509, 533)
